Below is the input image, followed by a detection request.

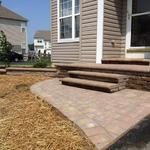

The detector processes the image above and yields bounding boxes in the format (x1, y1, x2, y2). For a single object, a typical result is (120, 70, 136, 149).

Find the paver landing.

(31, 78, 150, 150)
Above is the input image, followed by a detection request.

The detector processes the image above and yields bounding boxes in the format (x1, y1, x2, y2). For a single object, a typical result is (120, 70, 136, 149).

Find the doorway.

(126, 0, 150, 49)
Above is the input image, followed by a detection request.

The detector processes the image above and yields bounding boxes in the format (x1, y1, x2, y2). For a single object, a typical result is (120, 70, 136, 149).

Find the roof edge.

(0, 16, 28, 22)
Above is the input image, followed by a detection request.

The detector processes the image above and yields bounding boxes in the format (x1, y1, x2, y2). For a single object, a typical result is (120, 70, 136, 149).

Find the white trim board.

(126, 52, 150, 59)
(125, 0, 132, 53)
(96, 0, 104, 64)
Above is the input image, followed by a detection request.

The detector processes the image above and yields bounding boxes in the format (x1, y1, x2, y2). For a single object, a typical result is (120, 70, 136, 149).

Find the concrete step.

(68, 71, 128, 83)
(61, 77, 125, 93)
(102, 58, 150, 66)
(56, 63, 150, 77)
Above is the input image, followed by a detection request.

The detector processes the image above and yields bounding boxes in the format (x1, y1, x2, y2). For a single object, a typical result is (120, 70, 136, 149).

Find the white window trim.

(57, 0, 80, 43)
(126, 0, 150, 53)
(128, 46, 150, 49)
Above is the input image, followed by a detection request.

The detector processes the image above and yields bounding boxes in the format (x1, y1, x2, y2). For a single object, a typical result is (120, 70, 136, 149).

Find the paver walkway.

(31, 78, 150, 150)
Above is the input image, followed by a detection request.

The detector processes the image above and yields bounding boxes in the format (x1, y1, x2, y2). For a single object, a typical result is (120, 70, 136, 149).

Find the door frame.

(125, 0, 132, 52)
(126, 0, 150, 56)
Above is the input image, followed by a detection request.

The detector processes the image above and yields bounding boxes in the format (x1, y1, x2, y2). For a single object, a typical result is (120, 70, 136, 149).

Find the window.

(21, 23, 26, 33)
(37, 40, 42, 43)
(58, 0, 80, 42)
(21, 43, 26, 49)
(131, 0, 150, 46)
(21, 27, 26, 33)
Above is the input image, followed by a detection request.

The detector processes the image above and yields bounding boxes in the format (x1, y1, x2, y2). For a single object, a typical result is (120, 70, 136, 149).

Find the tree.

(0, 31, 12, 67)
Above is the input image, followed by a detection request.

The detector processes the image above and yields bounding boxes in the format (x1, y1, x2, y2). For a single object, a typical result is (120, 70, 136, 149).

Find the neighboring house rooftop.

(0, 2, 28, 22)
(34, 30, 51, 41)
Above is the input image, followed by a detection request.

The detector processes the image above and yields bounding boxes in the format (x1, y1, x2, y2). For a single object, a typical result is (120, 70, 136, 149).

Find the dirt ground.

(0, 75, 96, 150)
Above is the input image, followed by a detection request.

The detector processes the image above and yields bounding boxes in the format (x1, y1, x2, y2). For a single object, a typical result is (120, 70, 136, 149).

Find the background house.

(51, 0, 150, 64)
(0, 1, 28, 57)
(34, 30, 51, 55)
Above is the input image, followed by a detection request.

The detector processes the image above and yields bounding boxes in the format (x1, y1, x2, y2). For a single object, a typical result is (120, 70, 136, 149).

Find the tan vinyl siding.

(51, 0, 80, 63)
(80, 0, 97, 63)
(0, 18, 26, 46)
(51, 0, 127, 63)
(103, 0, 127, 58)
(121, 0, 127, 53)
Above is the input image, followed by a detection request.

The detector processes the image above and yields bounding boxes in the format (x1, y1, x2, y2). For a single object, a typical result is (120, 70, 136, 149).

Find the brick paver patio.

(31, 79, 150, 150)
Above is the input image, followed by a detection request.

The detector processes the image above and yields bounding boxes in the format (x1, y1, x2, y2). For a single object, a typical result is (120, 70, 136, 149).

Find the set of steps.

(57, 61, 150, 92)
(60, 71, 128, 93)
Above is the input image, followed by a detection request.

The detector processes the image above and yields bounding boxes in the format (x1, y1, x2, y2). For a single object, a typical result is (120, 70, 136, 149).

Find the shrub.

(33, 59, 48, 68)
(0, 31, 12, 67)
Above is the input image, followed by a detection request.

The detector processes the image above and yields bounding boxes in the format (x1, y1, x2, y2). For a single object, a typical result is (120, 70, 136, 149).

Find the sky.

(2, 0, 51, 44)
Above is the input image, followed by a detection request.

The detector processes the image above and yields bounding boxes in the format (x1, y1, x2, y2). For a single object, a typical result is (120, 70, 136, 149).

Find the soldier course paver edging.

(31, 78, 150, 150)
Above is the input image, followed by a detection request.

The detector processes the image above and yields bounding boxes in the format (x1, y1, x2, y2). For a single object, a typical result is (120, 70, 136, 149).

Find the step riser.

(57, 67, 150, 77)
(102, 60, 150, 66)
(62, 81, 118, 93)
(0, 72, 6, 74)
(69, 74, 127, 84)
(57, 63, 150, 92)
(119, 85, 126, 90)
(0, 70, 6, 74)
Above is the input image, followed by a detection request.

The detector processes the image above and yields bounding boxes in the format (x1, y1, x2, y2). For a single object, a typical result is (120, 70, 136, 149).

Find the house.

(0, 1, 28, 56)
(51, 0, 150, 63)
(34, 30, 51, 55)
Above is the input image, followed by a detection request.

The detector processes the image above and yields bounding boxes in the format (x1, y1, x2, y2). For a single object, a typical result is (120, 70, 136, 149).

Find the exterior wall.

(51, 0, 80, 63)
(51, 0, 127, 63)
(45, 41, 52, 54)
(34, 39, 45, 54)
(103, 0, 127, 58)
(80, 0, 97, 63)
(121, 0, 127, 54)
(0, 18, 28, 54)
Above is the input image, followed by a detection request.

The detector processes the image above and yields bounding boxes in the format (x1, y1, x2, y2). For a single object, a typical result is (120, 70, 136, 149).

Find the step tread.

(68, 71, 128, 80)
(102, 58, 150, 65)
(61, 77, 118, 89)
(0, 69, 6, 73)
(56, 63, 150, 74)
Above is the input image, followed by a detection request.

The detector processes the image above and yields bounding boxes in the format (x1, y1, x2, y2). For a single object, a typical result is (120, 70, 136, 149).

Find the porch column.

(96, 0, 104, 64)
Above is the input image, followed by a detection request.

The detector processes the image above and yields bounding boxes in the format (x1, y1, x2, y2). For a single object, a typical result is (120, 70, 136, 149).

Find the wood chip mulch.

(0, 75, 96, 150)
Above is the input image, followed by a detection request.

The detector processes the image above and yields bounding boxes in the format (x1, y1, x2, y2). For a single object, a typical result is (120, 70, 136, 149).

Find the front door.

(126, 0, 150, 49)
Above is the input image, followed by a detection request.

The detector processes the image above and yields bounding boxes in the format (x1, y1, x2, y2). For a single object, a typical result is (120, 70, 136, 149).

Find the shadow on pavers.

(107, 115, 150, 150)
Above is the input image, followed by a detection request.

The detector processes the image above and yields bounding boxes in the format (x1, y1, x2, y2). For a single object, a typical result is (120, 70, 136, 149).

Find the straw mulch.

(0, 75, 96, 150)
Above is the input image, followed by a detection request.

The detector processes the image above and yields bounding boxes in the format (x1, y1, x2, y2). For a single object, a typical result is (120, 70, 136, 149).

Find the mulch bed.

(0, 75, 96, 150)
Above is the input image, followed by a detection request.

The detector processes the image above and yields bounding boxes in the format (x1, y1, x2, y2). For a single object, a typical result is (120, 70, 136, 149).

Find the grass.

(0, 59, 52, 68)
(0, 75, 96, 150)
(0, 61, 33, 68)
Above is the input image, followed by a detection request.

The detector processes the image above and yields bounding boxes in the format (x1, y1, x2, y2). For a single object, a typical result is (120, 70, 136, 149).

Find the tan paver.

(31, 78, 150, 150)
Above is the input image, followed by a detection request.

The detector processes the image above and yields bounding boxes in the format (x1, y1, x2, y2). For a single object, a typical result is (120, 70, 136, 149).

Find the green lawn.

(0, 61, 33, 68)
(0, 60, 52, 68)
